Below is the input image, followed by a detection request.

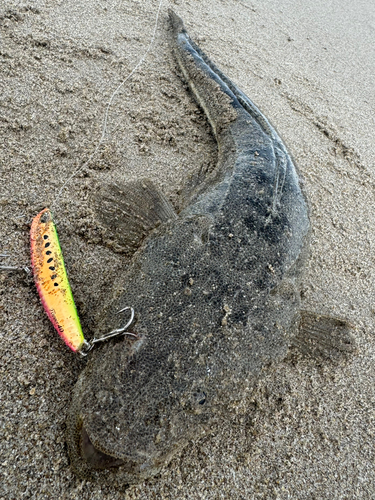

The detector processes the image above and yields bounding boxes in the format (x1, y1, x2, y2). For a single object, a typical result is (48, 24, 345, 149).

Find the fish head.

(66, 326, 215, 484)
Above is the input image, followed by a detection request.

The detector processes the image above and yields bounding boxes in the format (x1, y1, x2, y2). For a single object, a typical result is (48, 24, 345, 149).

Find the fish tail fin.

(168, 8, 185, 36)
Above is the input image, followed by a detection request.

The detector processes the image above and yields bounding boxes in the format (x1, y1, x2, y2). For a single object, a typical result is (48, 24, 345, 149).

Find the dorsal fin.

(90, 179, 177, 255)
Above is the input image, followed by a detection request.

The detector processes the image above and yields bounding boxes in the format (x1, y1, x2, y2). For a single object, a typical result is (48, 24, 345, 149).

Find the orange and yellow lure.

(30, 208, 86, 353)
(30, 208, 136, 355)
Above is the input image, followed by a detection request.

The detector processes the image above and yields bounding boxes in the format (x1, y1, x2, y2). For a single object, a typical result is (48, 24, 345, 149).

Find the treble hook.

(79, 306, 137, 356)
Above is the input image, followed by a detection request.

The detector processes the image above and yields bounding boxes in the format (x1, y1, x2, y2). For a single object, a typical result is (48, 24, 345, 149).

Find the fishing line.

(5, 0, 172, 349)
(22, 0, 167, 353)
(0, 0, 164, 270)
(50, 0, 164, 213)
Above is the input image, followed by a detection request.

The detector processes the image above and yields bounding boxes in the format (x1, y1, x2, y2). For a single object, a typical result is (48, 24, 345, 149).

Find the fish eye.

(194, 391, 207, 405)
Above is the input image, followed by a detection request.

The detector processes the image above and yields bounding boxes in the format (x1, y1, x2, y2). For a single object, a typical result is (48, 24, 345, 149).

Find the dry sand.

(1, 0, 375, 498)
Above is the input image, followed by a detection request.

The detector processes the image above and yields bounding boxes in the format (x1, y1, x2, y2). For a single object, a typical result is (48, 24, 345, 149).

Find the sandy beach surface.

(1, 0, 375, 498)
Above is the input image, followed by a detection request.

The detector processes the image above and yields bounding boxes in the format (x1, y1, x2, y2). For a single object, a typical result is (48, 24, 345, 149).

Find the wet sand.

(1, 0, 375, 498)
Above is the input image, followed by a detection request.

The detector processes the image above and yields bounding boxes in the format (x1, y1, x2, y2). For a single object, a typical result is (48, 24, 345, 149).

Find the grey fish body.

(67, 11, 310, 483)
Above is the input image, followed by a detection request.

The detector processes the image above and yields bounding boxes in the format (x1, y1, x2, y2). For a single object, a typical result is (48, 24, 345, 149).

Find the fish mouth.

(80, 425, 126, 470)
(67, 372, 143, 476)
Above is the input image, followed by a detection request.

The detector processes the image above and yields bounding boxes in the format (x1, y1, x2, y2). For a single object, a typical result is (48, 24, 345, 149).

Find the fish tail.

(169, 9, 240, 138)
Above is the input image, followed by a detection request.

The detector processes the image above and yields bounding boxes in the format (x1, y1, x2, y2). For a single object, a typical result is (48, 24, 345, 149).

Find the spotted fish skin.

(30, 208, 85, 352)
(66, 11, 310, 483)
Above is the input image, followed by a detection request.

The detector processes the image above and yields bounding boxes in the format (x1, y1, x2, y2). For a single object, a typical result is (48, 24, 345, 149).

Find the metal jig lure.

(30, 208, 135, 355)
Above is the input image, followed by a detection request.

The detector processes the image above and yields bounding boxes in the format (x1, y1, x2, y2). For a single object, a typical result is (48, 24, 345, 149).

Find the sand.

(1, 0, 375, 498)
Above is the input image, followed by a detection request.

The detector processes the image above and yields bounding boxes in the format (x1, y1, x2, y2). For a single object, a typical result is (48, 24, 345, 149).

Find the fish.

(66, 10, 355, 485)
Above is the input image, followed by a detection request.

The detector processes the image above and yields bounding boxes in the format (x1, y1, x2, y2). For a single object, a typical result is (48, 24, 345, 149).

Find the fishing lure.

(30, 208, 87, 353)
(30, 208, 135, 355)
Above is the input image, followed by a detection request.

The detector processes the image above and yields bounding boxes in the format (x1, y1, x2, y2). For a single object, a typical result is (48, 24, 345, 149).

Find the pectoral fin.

(293, 311, 356, 362)
(90, 179, 177, 255)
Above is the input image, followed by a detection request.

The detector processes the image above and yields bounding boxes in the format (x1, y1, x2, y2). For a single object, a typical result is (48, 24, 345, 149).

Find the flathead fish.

(66, 10, 354, 485)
